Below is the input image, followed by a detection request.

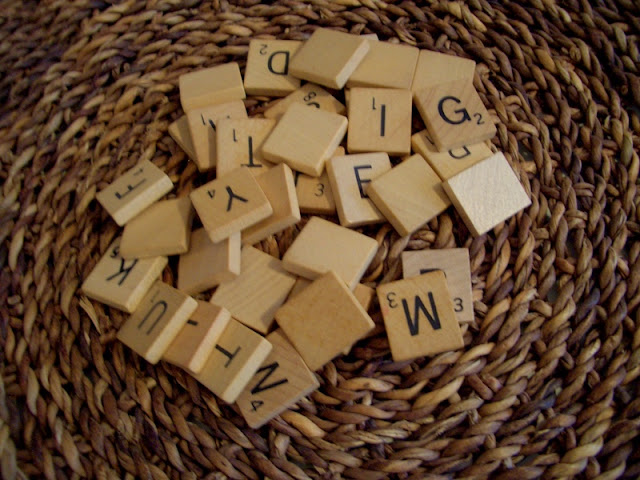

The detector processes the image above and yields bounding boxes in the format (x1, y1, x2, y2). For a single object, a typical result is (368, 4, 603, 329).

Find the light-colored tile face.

(442, 152, 531, 236)
(275, 271, 375, 371)
(177, 230, 240, 296)
(179, 62, 246, 111)
(193, 318, 272, 403)
(210, 246, 297, 334)
(263, 83, 345, 120)
(216, 118, 276, 177)
(411, 50, 476, 94)
(189, 167, 273, 243)
(293, 169, 336, 215)
(326, 152, 391, 227)
(236, 329, 319, 428)
(116, 281, 198, 364)
(411, 129, 492, 180)
(347, 41, 419, 89)
(186, 101, 248, 171)
(376, 271, 464, 361)
(347, 88, 412, 155)
(81, 238, 167, 313)
(262, 103, 348, 177)
(168, 116, 195, 159)
(402, 248, 474, 324)
(368, 154, 450, 237)
(413, 79, 496, 151)
(289, 28, 370, 89)
(163, 301, 232, 373)
(244, 39, 302, 96)
(282, 216, 378, 290)
(96, 161, 173, 226)
(120, 197, 194, 259)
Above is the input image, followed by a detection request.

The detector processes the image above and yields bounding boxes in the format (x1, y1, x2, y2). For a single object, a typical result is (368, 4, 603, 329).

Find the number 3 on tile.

(372, 97, 386, 137)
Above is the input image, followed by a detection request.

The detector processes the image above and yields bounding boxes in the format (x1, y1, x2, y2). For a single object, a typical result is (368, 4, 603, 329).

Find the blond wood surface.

(168, 116, 196, 160)
(376, 271, 463, 361)
(263, 83, 346, 120)
(216, 118, 276, 177)
(289, 277, 374, 312)
(81, 238, 167, 313)
(411, 50, 476, 95)
(236, 329, 319, 428)
(347, 41, 418, 89)
(244, 39, 302, 96)
(117, 281, 198, 364)
(293, 146, 343, 215)
(275, 271, 375, 371)
(96, 160, 173, 226)
(210, 246, 296, 334)
(179, 63, 246, 111)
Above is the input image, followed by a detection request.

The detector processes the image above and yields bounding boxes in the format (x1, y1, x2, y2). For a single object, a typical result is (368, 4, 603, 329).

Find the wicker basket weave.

(1, 0, 640, 478)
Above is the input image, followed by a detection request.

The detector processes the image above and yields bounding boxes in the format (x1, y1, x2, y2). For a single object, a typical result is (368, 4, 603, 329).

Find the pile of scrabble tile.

(82, 28, 531, 429)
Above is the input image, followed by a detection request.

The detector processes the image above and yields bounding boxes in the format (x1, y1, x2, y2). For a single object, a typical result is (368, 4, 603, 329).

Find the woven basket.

(2, 0, 640, 478)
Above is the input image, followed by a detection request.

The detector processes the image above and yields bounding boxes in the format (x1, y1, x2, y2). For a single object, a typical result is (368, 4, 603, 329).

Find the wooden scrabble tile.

(168, 116, 195, 159)
(179, 63, 246, 111)
(368, 154, 450, 237)
(354, 283, 375, 312)
(326, 152, 391, 227)
(82, 238, 167, 313)
(376, 271, 463, 361)
(216, 118, 276, 177)
(442, 152, 531, 236)
(411, 50, 476, 95)
(236, 329, 319, 428)
(275, 271, 375, 371)
(96, 161, 173, 226)
(262, 103, 347, 177)
(117, 281, 198, 364)
(210, 246, 296, 334)
(186, 100, 248, 171)
(194, 318, 272, 403)
(244, 40, 302, 96)
(242, 164, 301, 245)
(119, 197, 195, 259)
(163, 301, 232, 373)
(347, 41, 418, 89)
(177, 230, 241, 295)
(411, 129, 492, 180)
(289, 28, 369, 89)
(190, 167, 273, 243)
(282, 217, 378, 290)
(263, 83, 346, 120)
(414, 78, 496, 151)
(293, 146, 343, 215)
(360, 33, 379, 40)
(288, 277, 312, 299)
(402, 248, 474, 324)
(347, 88, 412, 156)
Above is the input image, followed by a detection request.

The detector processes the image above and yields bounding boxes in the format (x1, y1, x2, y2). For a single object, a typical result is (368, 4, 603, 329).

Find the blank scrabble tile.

(289, 28, 369, 89)
(120, 197, 195, 259)
(402, 248, 474, 324)
(276, 271, 375, 371)
(288, 277, 312, 300)
(442, 152, 531, 236)
(117, 281, 198, 364)
(347, 41, 418, 89)
(82, 238, 167, 313)
(282, 217, 378, 290)
(411, 129, 492, 180)
(194, 318, 272, 403)
(216, 118, 276, 177)
(326, 152, 391, 227)
(177, 229, 240, 295)
(96, 161, 173, 226)
(289, 277, 373, 311)
(376, 271, 463, 361)
(263, 83, 346, 120)
(411, 50, 476, 95)
(190, 167, 273, 243)
(168, 116, 196, 159)
(347, 88, 412, 155)
(244, 39, 302, 96)
(236, 329, 319, 428)
(242, 164, 301, 245)
(262, 103, 347, 177)
(163, 301, 231, 373)
(179, 63, 246, 111)
(368, 154, 450, 237)
(414, 79, 496, 151)
(210, 246, 296, 334)
(186, 100, 248, 171)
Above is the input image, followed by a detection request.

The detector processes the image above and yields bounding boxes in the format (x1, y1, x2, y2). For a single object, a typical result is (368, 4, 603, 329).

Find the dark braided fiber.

(1, 0, 639, 478)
